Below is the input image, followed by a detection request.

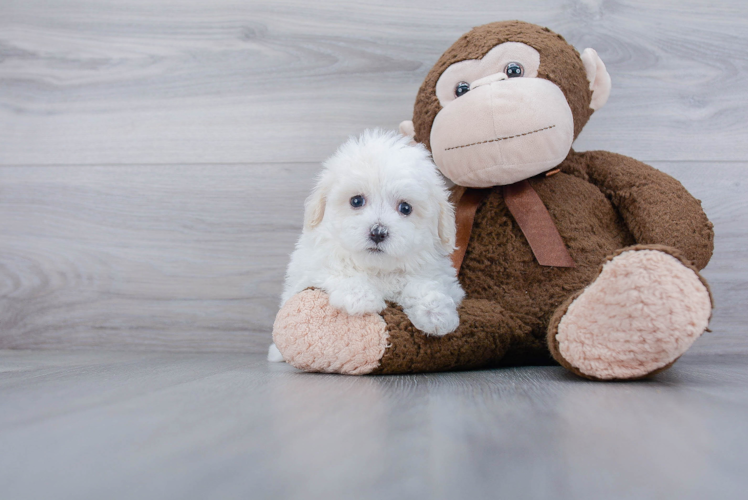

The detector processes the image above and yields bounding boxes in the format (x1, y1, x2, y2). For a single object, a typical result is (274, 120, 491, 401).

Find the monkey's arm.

(572, 150, 714, 270)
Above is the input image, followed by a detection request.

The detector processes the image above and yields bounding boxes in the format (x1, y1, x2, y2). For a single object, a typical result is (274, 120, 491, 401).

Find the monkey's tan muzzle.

(430, 78, 574, 188)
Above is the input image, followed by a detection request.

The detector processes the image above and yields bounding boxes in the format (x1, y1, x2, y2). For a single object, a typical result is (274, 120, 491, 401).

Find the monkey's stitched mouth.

(444, 125, 556, 151)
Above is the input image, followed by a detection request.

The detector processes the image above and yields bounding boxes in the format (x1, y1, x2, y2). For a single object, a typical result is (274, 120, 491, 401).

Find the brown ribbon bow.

(451, 179, 575, 273)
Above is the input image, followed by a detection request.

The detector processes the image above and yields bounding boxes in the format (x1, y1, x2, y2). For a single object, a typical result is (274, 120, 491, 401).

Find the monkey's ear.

(581, 48, 611, 111)
(303, 178, 328, 231)
(399, 120, 416, 141)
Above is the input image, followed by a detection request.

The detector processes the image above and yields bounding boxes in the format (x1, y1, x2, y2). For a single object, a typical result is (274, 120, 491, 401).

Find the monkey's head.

(400, 21, 611, 187)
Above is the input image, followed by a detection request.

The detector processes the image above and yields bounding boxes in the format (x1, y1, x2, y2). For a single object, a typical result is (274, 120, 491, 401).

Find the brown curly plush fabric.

(372, 149, 714, 375)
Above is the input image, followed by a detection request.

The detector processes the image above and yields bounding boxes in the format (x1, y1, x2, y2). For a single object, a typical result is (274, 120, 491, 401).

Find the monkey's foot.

(272, 289, 388, 375)
(549, 246, 713, 380)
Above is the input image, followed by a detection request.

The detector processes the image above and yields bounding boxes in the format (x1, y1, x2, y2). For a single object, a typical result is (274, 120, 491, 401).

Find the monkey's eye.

(505, 62, 524, 78)
(350, 195, 366, 208)
(454, 81, 471, 97)
(398, 201, 412, 216)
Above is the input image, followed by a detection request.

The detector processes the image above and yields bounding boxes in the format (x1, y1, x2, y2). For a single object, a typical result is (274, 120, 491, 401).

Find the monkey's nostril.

(369, 224, 388, 244)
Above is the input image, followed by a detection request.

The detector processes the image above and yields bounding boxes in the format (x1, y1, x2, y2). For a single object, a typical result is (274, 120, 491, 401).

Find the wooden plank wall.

(1, 0, 746, 354)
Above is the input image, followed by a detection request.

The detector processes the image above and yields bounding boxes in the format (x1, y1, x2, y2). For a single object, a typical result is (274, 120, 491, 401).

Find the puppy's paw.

(405, 292, 460, 336)
(328, 287, 386, 316)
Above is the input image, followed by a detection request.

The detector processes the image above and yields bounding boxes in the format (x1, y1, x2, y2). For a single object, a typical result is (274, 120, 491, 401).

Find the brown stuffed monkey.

(273, 21, 714, 380)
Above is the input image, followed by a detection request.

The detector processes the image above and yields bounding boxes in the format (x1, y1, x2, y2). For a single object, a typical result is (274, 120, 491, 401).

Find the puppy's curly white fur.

(269, 130, 464, 362)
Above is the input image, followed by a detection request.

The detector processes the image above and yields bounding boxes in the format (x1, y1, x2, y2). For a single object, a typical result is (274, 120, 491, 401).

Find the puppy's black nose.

(369, 224, 388, 244)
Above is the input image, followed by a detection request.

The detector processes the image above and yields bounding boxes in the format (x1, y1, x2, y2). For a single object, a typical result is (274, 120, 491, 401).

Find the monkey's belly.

(459, 173, 635, 328)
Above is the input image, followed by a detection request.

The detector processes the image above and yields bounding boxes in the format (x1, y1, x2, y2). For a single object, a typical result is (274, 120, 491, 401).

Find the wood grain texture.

(0, 161, 746, 354)
(1, 0, 747, 165)
(0, 0, 746, 353)
(0, 163, 316, 352)
(1, 350, 747, 500)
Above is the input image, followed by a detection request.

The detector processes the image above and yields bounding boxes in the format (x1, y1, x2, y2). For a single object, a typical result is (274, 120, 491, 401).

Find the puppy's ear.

(303, 177, 328, 231)
(437, 191, 456, 252)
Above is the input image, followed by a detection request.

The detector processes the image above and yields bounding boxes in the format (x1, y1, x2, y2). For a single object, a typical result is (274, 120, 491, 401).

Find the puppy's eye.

(398, 201, 412, 216)
(455, 81, 470, 97)
(505, 62, 524, 78)
(350, 195, 366, 208)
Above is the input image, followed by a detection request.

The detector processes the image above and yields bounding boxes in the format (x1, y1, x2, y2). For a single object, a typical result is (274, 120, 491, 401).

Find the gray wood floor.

(1, 350, 747, 500)
(1, 1, 748, 498)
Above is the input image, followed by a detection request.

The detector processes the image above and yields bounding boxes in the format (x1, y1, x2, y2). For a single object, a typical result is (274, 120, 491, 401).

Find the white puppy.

(268, 130, 464, 362)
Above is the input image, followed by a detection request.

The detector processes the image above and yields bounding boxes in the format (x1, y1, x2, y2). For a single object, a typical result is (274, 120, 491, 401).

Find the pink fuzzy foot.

(272, 289, 389, 375)
(549, 246, 713, 380)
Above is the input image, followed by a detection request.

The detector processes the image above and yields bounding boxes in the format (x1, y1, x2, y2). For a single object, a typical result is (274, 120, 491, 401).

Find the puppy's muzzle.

(369, 224, 388, 244)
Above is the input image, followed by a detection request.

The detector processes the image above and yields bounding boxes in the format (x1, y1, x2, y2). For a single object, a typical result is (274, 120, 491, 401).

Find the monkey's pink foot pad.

(556, 249, 712, 380)
(273, 289, 389, 375)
